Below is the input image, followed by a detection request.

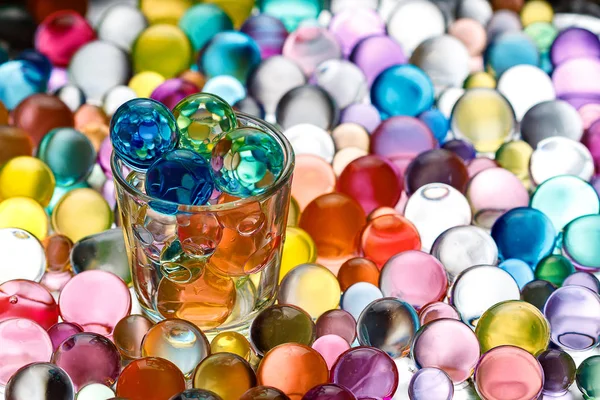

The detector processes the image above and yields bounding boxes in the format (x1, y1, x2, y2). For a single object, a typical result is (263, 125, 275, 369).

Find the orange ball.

(116, 357, 186, 400)
(79, 123, 109, 152)
(291, 155, 336, 210)
(337, 257, 380, 291)
(74, 104, 108, 129)
(42, 233, 73, 273)
(179, 70, 206, 90)
(0, 126, 34, 165)
(156, 263, 236, 330)
(257, 343, 329, 400)
(299, 193, 366, 270)
(12, 93, 74, 145)
(193, 353, 257, 400)
(360, 214, 421, 268)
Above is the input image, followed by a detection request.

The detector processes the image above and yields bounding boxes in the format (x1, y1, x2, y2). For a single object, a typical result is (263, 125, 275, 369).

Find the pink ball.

(312, 334, 350, 370)
(582, 120, 600, 173)
(0, 279, 59, 330)
(35, 11, 96, 67)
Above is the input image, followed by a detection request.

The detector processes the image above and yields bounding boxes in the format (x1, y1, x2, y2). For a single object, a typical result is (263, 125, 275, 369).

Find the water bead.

(418, 302, 461, 325)
(299, 193, 366, 270)
(202, 76, 246, 105)
(240, 15, 288, 59)
(348, 36, 405, 90)
(467, 157, 498, 177)
(520, 279, 556, 311)
(404, 178, 466, 242)
(485, 32, 539, 77)
(0, 60, 46, 110)
(280, 226, 317, 281)
(311, 335, 350, 370)
(332, 347, 398, 399)
(379, 251, 448, 309)
(4, 362, 74, 400)
(133, 24, 192, 79)
(116, 357, 186, 400)
(409, 35, 471, 94)
(449, 18, 487, 57)
(531, 175, 600, 232)
(534, 254, 575, 287)
(178, 4, 232, 52)
(192, 353, 256, 400)
(495, 140, 533, 187)
(51, 188, 113, 242)
(0, 126, 33, 165)
(474, 346, 544, 400)
(59, 270, 131, 335)
(277, 86, 338, 132)
(451, 265, 520, 328)
(537, 349, 576, 396)
(491, 207, 556, 267)
(198, 31, 261, 83)
(111, 315, 152, 360)
(282, 25, 341, 76)
(371, 65, 434, 118)
(332, 148, 368, 177)
(150, 79, 200, 111)
(311, 60, 368, 110)
(290, 155, 334, 210)
(68, 41, 131, 103)
(128, 71, 165, 99)
(76, 383, 115, 400)
(576, 355, 600, 400)
(475, 300, 550, 354)
(387, 0, 445, 55)
(450, 88, 516, 154)
(563, 272, 600, 293)
(531, 137, 594, 185)
(553, 58, 600, 108)
(234, 97, 266, 119)
(337, 257, 380, 291)
(498, 259, 534, 289)
(356, 298, 419, 358)
(417, 109, 449, 144)
(70, 229, 130, 283)
(341, 282, 383, 321)
(0, 228, 46, 284)
(14, 94, 75, 148)
(408, 368, 454, 400)
(210, 127, 284, 198)
(562, 214, 600, 270)
(550, 27, 600, 66)
(520, 100, 583, 148)
(258, 343, 328, 400)
(210, 331, 252, 361)
(331, 8, 386, 58)
(544, 285, 600, 351)
(278, 263, 340, 319)
(172, 93, 237, 158)
(315, 309, 356, 345)
(464, 71, 497, 89)
(172, 389, 224, 400)
(0, 197, 48, 240)
(284, 124, 335, 163)
(441, 139, 477, 162)
(0, 156, 55, 207)
(247, 56, 306, 117)
(47, 322, 83, 351)
(0, 280, 58, 329)
(250, 304, 315, 356)
(96, 3, 147, 52)
(331, 123, 369, 153)
(496, 64, 555, 121)
(241, 386, 290, 400)
(104, 86, 137, 118)
(404, 150, 469, 196)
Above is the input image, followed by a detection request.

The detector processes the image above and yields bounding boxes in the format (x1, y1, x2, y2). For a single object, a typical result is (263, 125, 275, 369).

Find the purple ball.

(150, 78, 200, 110)
(409, 368, 453, 400)
(349, 35, 407, 86)
(240, 14, 288, 59)
(328, 8, 385, 58)
(551, 27, 600, 66)
(562, 271, 600, 293)
(302, 384, 356, 400)
(536, 349, 576, 396)
(98, 137, 112, 178)
(442, 139, 476, 162)
(340, 103, 381, 133)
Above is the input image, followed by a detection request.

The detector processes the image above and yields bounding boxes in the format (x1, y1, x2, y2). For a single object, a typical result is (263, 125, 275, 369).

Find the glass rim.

(111, 111, 295, 212)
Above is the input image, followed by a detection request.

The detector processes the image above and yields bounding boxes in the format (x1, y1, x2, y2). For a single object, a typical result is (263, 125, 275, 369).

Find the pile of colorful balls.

(1, 0, 600, 399)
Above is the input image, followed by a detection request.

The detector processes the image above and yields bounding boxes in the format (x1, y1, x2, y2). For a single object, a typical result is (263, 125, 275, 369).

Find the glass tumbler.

(112, 113, 294, 335)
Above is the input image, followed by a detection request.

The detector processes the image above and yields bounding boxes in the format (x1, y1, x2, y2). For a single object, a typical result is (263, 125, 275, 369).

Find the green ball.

(535, 254, 575, 286)
(577, 355, 600, 399)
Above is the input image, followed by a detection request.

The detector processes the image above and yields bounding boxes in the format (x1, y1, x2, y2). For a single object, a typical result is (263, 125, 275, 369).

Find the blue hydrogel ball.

(179, 4, 233, 52)
(491, 207, 556, 267)
(485, 32, 539, 77)
(16, 49, 52, 82)
(210, 127, 284, 197)
(418, 109, 448, 143)
(202, 75, 247, 105)
(0, 60, 46, 109)
(371, 64, 434, 118)
(146, 149, 215, 206)
(499, 258, 535, 289)
(198, 31, 262, 83)
(110, 98, 179, 171)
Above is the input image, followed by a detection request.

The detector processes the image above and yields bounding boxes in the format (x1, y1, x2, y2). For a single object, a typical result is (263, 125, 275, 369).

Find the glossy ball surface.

(116, 357, 186, 400)
(4, 362, 74, 400)
(198, 31, 261, 82)
(192, 353, 256, 400)
(113, 314, 153, 359)
(408, 368, 454, 400)
(110, 98, 178, 171)
(576, 355, 600, 400)
(0, 280, 58, 329)
(12, 93, 74, 146)
(0, 156, 55, 207)
(537, 349, 576, 395)
(132, 24, 192, 79)
(210, 331, 252, 361)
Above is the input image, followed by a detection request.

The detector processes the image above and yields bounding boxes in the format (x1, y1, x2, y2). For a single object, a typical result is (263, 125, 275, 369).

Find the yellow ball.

(464, 71, 496, 89)
(287, 196, 300, 227)
(280, 226, 316, 282)
(0, 156, 55, 207)
(0, 197, 48, 240)
(51, 188, 113, 242)
(495, 140, 533, 189)
(451, 88, 515, 154)
(133, 24, 193, 79)
(202, 0, 254, 28)
(129, 71, 166, 98)
(476, 300, 550, 355)
(139, 0, 195, 25)
(521, 0, 554, 27)
(210, 331, 252, 361)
